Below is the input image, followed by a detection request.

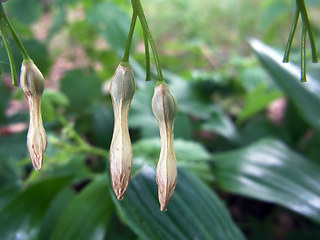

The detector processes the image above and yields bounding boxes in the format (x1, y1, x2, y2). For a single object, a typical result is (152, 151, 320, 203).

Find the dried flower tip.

(152, 83, 178, 211)
(109, 63, 135, 200)
(20, 60, 47, 171)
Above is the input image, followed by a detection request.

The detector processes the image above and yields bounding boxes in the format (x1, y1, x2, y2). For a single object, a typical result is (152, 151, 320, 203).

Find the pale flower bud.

(110, 63, 135, 200)
(20, 60, 47, 172)
(152, 83, 177, 211)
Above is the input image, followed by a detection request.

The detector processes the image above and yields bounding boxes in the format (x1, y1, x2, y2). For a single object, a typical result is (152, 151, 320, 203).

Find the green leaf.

(0, 80, 10, 121)
(201, 106, 240, 141)
(51, 176, 114, 240)
(129, 83, 159, 138)
(0, 176, 72, 240)
(0, 185, 21, 211)
(250, 39, 320, 131)
(167, 71, 239, 141)
(212, 138, 320, 224)
(41, 90, 69, 123)
(60, 69, 102, 113)
(133, 138, 213, 181)
(237, 86, 283, 124)
(86, 2, 131, 54)
(49, 7, 67, 37)
(0, 39, 50, 76)
(38, 187, 76, 240)
(0, 157, 21, 190)
(6, 0, 42, 24)
(92, 103, 114, 148)
(113, 167, 245, 240)
(0, 133, 27, 161)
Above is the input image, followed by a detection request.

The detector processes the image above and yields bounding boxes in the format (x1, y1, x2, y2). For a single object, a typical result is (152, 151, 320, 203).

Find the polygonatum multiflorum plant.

(108, 0, 178, 210)
(0, 0, 318, 211)
(0, 1, 47, 171)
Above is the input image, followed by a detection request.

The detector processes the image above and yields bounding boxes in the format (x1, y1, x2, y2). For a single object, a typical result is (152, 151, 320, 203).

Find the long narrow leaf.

(113, 167, 246, 240)
(0, 176, 72, 240)
(212, 138, 320, 224)
(250, 39, 320, 131)
(50, 176, 114, 240)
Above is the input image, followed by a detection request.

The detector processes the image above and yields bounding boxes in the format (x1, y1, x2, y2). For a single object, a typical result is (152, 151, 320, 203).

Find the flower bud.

(152, 83, 177, 211)
(109, 63, 135, 200)
(20, 60, 47, 172)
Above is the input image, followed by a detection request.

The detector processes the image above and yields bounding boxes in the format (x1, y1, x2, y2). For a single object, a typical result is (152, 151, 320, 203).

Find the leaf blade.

(0, 176, 72, 240)
(213, 138, 320, 224)
(113, 167, 246, 240)
(50, 176, 114, 240)
(249, 39, 320, 131)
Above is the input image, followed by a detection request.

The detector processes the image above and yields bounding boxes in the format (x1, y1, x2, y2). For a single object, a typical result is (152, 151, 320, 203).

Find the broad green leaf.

(60, 69, 102, 113)
(0, 80, 10, 121)
(113, 167, 245, 240)
(41, 90, 69, 123)
(5, 0, 42, 24)
(129, 83, 159, 138)
(0, 133, 27, 162)
(133, 138, 213, 181)
(0, 158, 21, 190)
(239, 66, 274, 92)
(38, 187, 76, 240)
(239, 116, 289, 146)
(130, 67, 238, 140)
(0, 185, 21, 211)
(167, 71, 239, 141)
(49, 7, 67, 37)
(55, 0, 80, 7)
(0, 39, 50, 77)
(238, 86, 283, 124)
(51, 176, 114, 240)
(86, 2, 131, 54)
(0, 176, 72, 240)
(250, 39, 320, 131)
(92, 103, 114, 149)
(173, 113, 193, 139)
(212, 138, 320, 224)
(201, 106, 240, 141)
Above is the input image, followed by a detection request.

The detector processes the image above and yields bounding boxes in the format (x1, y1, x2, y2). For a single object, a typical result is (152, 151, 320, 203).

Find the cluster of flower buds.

(152, 83, 178, 211)
(109, 63, 178, 210)
(109, 63, 135, 200)
(20, 60, 47, 172)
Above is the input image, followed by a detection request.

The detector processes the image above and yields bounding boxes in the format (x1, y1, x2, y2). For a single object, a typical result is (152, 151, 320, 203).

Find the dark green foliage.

(0, 0, 320, 239)
(114, 168, 245, 240)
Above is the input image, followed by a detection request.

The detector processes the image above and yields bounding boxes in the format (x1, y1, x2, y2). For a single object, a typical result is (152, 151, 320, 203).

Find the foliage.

(0, 0, 320, 239)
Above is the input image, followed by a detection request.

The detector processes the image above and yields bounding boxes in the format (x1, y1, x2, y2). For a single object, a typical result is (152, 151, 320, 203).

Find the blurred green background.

(1, 0, 320, 239)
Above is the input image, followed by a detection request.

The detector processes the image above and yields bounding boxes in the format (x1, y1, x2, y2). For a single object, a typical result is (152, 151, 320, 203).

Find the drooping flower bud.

(152, 83, 178, 211)
(20, 60, 47, 172)
(109, 62, 135, 200)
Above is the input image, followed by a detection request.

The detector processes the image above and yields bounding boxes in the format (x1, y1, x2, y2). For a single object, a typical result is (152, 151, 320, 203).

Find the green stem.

(296, 0, 318, 63)
(58, 115, 87, 147)
(123, 10, 137, 62)
(283, 9, 300, 63)
(301, 24, 307, 82)
(132, 0, 165, 84)
(0, 3, 30, 60)
(0, 19, 17, 86)
(58, 115, 109, 157)
(143, 27, 151, 81)
(80, 145, 109, 158)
